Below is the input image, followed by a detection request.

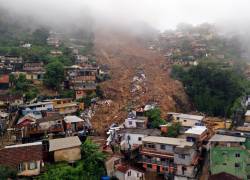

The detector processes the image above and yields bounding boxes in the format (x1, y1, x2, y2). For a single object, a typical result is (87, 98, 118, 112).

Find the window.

(235, 153, 240, 157)
(183, 120, 187, 122)
(137, 173, 140, 177)
(235, 163, 240, 168)
(17, 163, 24, 172)
(138, 137, 142, 141)
(129, 121, 132, 125)
(160, 144, 165, 150)
(147, 164, 152, 168)
(127, 171, 131, 176)
(28, 161, 37, 170)
(178, 154, 185, 159)
(147, 144, 155, 149)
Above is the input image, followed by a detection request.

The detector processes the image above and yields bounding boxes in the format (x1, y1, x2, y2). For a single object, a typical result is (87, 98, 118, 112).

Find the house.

(168, 113, 204, 132)
(209, 134, 250, 179)
(22, 108, 43, 118)
(23, 62, 44, 72)
(114, 165, 145, 180)
(174, 144, 199, 179)
(50, 50, 63, 56)
(21, 43, 32, 48)
(75, 55, 88, 65)
(22, 101, 54, 113)
(0, 142, 44, 176)
(23, 62, 45, 83)
(124, 116, 148, 129)
(118, 128, 161, 152)
(47, 37, 60, 47)
(0, 74, 9, 90)
(48, 136, 82, 162)
(64, 115, 85, 135)
(184, 126, 208, 143)
(52, 98, 79, 115)
(17, 113, 37, 127)
(140, 136, 194, 176)
(0, 94, 23, 108)
(65, 66, 97, 99)
(22, 114, 65, 140)
(0, 56, 23, 72)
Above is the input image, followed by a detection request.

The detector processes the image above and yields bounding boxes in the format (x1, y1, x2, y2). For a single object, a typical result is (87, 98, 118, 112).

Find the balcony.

(140, 157, 174, 167)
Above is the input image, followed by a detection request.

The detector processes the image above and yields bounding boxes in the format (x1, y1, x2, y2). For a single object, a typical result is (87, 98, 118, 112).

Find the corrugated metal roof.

(185, 126, 207, 135)
(64, 116, 84, 123)
(49, 136, 81, 152)
(209, 134, 246, 142)
(142, 136, 193, 147)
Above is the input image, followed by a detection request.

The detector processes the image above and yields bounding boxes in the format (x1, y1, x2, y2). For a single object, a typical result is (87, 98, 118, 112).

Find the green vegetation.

(0, 165, 17, 180)
(171, 62, 250, 117)
(164, 123, 181, 137)
(145, 108, 166, 128)
(43, 61, 65, 90)
(39, 139, 106, 180)
(10, 73, 39, 101)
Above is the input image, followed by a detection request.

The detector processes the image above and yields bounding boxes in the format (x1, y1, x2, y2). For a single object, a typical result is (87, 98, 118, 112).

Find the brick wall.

(0, 144, 43, 168)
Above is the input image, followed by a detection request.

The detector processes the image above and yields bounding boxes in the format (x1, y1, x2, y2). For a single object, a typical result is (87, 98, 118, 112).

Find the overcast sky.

(1, 0, 250, 30)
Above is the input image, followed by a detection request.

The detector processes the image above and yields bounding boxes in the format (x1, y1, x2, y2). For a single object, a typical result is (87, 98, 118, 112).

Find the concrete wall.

(174, 150, 196, 166)
(175, 165, 196, 178)
(144, 142, 174, 154)
(54, 147, 81, 162)
(123, 133, 145, 148)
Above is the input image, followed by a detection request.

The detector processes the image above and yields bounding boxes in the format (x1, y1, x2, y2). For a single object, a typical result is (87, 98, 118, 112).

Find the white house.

(118, 128, 161, 151)
(115, 165, 145, 180)
(124, 116, 148, 129)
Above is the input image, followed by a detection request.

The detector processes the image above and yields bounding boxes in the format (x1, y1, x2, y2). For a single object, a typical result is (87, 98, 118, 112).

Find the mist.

(0, 0, 250, 31)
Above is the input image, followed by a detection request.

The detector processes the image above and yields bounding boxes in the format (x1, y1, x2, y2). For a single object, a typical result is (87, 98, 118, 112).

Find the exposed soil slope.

(92, 27, 190, 133)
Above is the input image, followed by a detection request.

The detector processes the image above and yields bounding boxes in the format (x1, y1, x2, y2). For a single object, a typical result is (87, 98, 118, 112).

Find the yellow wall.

(54, 147, 81, 162)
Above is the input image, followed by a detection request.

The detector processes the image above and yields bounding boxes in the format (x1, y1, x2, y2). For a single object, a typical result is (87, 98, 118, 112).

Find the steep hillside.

(91, 27, 190, 133)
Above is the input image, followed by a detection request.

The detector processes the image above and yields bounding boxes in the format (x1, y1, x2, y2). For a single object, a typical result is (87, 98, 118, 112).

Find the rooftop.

(142, 136, 193, 147)
(118, 128, 161, 136)
(49, 136, 81, 152)
(185, 126, 207, 135)
(0, 74, 9, 83)
(245, 110, 250, 116)
(5, 142, 42, 149)
(25, 101, 53, 107)
(209, 134, 246, 142)
(64, 116, 84, 123)
(168, 112, 204, 121)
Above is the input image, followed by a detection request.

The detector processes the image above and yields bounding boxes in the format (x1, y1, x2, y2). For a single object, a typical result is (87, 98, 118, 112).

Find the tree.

(165, 123, 181, 137)
(38, 139, 106, 180)
(0, 165, 17, 180)
(172, 62, 250, 117)
(44, 61, 64, 90)
(145, 108, 166, 128)
(32, 28, 49, 45)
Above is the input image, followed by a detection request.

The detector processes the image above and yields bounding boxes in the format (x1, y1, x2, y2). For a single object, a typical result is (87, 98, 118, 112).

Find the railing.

(140, 157, 174, 167)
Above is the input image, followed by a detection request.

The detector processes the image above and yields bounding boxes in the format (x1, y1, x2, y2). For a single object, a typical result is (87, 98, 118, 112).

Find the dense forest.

(171, 62, 250, 117)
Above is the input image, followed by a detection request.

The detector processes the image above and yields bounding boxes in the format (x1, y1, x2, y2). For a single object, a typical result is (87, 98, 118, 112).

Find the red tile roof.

(116, 165, 129, 173)
(0, 142, 43, 168)
(0, 74, 9, 83)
